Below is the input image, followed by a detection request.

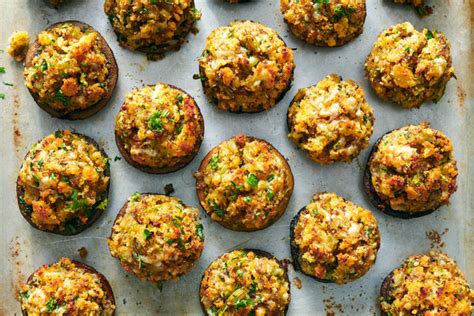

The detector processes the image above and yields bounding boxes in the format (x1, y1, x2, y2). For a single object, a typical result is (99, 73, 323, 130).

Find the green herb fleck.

(43, 297, 57, 312)
(209, 154, 219, 171)
(426, 30, 434, 40)
(96, 198, 108, 211)
(131, 192, 141, 202)
(211, 201, 225, 217)
(143, 228, 152, 240)
(246, 173, 259, 188)
(196, 224, 204, 239)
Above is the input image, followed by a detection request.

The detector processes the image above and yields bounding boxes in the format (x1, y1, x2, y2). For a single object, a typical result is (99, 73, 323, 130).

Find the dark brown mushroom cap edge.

(363, 128, 438, 219)
(194, 135, 294, 232)
(21, 259, 116, 316)
(106, 0, 198, 57)
(289, 193, 381, 284)
(199, 248, 291, 315)
(16, 132, 110, 235)
(115, 84, 204, 174)
(197, 19, 294, 113)
(289, 203, 334, 284)
(24, 20, 118, 120)
(379, 271, 396, 316)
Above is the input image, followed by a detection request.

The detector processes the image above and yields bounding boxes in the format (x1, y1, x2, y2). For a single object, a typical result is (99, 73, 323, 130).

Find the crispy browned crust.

(198, 20, 294, 113)
(195, 135, 294, 232)
(24, 20, 118, 120)
(199, 248, 291, 315)
(22, 259, 115, 316)
(114, 84, 204, 174)
(282, 3, 366, 47)
(16, 132, 110, 235)
(363, 129, 436, 219)
(379, 271, 395, 316)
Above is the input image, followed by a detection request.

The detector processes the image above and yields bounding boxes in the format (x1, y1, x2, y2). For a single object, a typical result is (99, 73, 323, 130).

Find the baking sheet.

(0, 0, 472, 315)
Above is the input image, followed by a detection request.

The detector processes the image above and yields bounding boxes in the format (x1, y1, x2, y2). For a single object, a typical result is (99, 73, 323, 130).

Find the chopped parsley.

(130, 192, 141, 202)
(148, 110, 169, 132)
(54, 130, 63, 138)
(235, 298, 253, 310)
(332, 4, 356, 21)
(196, 224, 204, 239)
(143, 228, 152, 240)
(0, 93, 5, 100)
(426, 30, 434, 40)
(246, 173, 259, 188)
(114, 156, 121, 161)
(243, 196, 252, 203)
(156, 281, 163, 292)
(209, 154, 220, 171)
(0, 67, 5, 74)
(96, 198, 108, 211)
(166, 237, 185, 250)
(55, 89, 70, 107)
(192, 74, 207, 82)
(42, 297, 57, 312)
(211, 201, 225, 217)
(266, 189, 274, 201)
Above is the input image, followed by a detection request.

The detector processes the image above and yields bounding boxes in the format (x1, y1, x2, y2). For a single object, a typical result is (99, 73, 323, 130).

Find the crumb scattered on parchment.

(292, 277, 302, 289)
(425, 228, 448, 250)
(457, 84, 466, 108)
(323, 296, 344, 316)
(7, 31, 30, 62)
(78, 246, 88, 258)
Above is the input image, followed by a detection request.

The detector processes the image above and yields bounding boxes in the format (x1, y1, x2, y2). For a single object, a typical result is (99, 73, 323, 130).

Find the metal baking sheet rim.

(0, 1, 472, 315)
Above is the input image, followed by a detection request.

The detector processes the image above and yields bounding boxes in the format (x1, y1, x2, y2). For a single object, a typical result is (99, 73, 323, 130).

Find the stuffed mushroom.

(104, 0, 201, 59)
(365, 22, 454, 108)
(200, 249, 291, 315)
(19, 258, 115, 315)
(194, 134, 294, 231)
(108, 193, 205, 283)
(24, 21, 118, 120)
(290, 192, 380, 284)
(287, 74, 374, 164)
(115, 83, 204, 174)
(16, 130, 110, 235)
(198, 20, 295, 112)
(364, 123, 458, 218)
(380, 252, 473, 315)
(280, 0, 367, 47)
